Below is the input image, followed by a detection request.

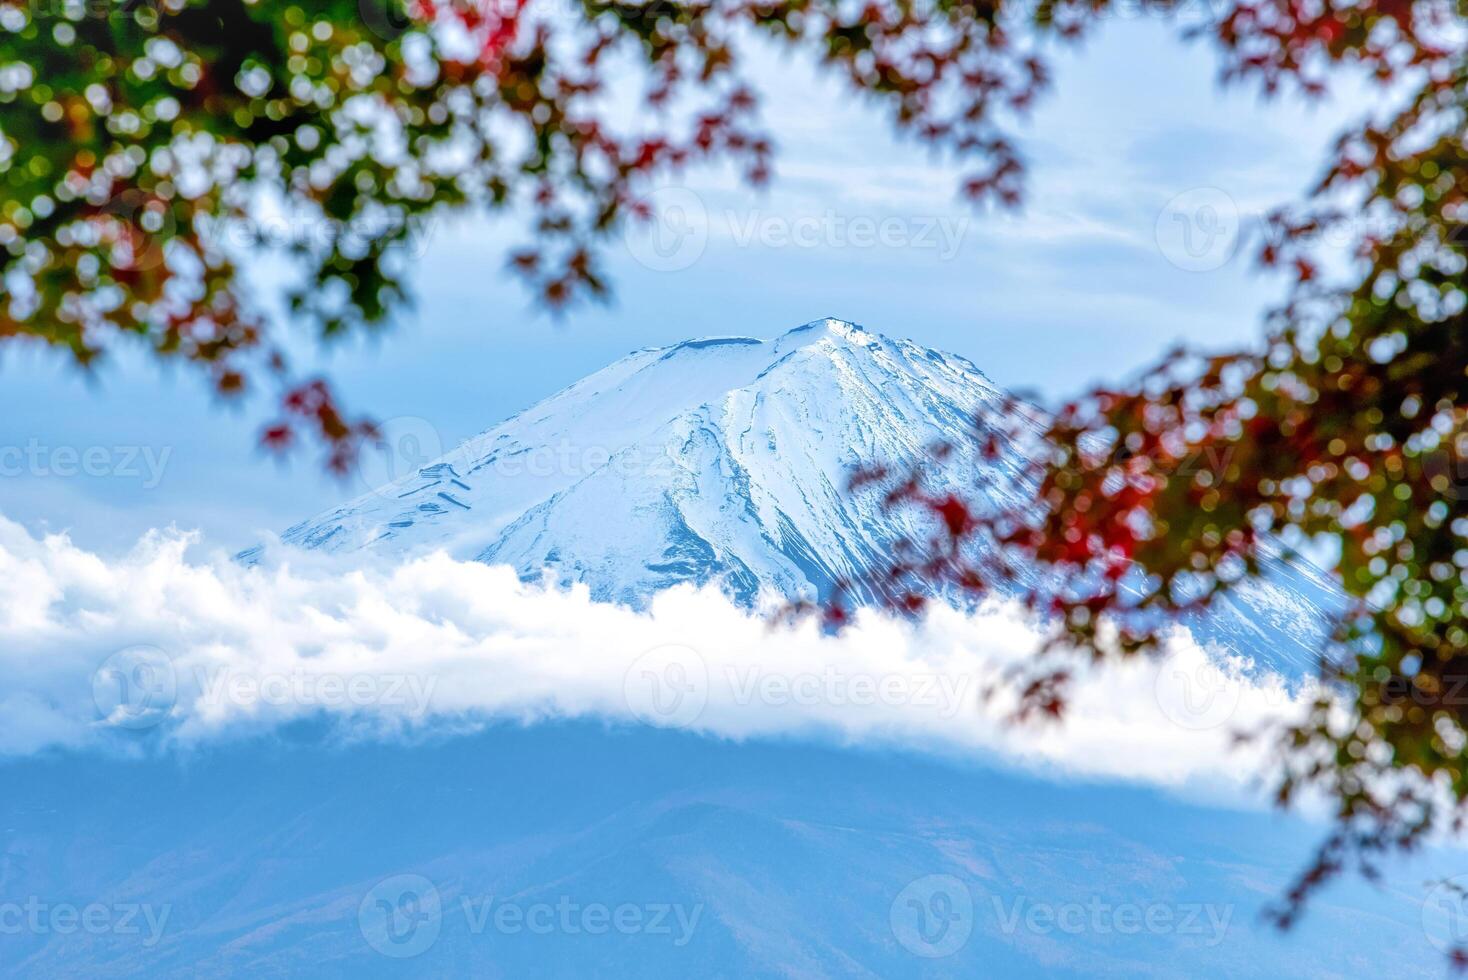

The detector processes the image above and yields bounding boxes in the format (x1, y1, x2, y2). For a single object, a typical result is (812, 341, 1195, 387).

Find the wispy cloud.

(1, 515, 1307, 804)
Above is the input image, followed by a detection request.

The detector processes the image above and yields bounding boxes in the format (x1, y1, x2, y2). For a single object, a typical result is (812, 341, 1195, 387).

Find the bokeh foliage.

(2, 0, 1465, 944)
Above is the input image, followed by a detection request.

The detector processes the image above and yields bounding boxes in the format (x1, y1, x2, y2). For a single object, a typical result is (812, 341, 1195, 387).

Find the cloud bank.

(0, 516, 1309, 799)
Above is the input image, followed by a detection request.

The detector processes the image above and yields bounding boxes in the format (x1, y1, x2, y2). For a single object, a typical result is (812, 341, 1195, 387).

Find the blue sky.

(0, 17, 1366, 552)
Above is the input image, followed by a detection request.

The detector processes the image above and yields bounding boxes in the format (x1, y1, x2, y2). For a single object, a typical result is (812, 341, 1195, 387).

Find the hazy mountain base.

(0, 721, 1445, 979)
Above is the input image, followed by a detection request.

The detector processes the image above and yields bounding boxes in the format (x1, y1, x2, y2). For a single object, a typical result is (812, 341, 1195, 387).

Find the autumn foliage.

(2, 0, 1465, 944)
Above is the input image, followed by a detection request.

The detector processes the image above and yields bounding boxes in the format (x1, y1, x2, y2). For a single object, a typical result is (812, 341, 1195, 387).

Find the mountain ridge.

(259, 317, 1020, 604)
(255, 317, 1339, 675)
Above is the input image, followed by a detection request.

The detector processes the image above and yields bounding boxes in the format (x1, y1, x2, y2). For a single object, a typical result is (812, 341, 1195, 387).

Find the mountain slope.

(260, 317, 1338, 674)
(267, 318, 1029, 604)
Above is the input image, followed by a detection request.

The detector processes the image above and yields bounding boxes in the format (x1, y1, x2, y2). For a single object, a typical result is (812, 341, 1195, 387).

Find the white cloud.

(0, 515, 1310, 803)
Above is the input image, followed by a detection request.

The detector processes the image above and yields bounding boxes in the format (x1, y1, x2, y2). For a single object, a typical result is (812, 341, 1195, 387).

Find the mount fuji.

(8, 320, 1429, 980)
(258, 317, 1340, 675)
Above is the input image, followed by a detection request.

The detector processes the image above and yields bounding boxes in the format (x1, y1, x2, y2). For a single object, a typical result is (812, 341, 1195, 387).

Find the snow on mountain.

(258, 317, 1339, 674)
(264, 318, 1020, 601)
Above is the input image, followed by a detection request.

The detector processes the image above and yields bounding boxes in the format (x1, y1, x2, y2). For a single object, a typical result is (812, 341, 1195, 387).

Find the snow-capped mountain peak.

(261, 317, 1337, 673)
(782, 315, 878, 347)
(265, 317, 1013, 606)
